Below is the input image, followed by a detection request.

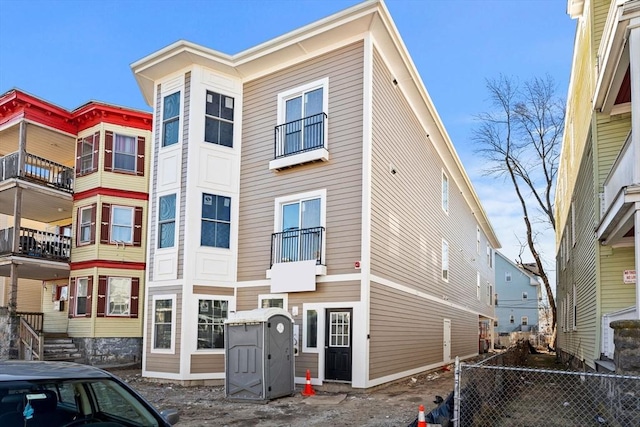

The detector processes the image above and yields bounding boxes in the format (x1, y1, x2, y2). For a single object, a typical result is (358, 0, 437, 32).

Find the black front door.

(325, 308, 352, 381)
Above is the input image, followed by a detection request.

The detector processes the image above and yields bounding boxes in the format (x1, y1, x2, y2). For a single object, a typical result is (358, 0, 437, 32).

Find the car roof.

(0, 361, 114, 381)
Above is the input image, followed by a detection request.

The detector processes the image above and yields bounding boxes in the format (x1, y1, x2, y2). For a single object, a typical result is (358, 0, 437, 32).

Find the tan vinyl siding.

(178, 72, 191, 280)
(191, 353, 224, 374)
(193, 285, 234, 296)
(238, 42, 364, 281)
(370, 48, 491, 316)
(295, 353, 319, 378)
(369, 282, 476, 380)
(145, 286, 182, 374)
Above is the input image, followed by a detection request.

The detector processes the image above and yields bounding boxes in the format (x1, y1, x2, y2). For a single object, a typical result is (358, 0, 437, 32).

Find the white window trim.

(521, 316, 528, 326)
(273, 189, 327, 232)
(151, 294, 176, 354)
(441, 170, 449, 215)
(476, 226, 481, 254)
(157, 192, 178, 250)
(487, 283, 493, 306)
(276, 78, 329, 125)
(78, 206, 93, 245)
(160, 89, 183, 149)
(200, 192, 232, 250)
(193, 295, 236, 353)
(302, 305, 320, 354)
(75, 277, 89, 316)
(509, 315, 515, 324)
(107, 277, 132, 317)
(258, 293, 288, 310)
(111, 205, 134, 244)
(505, 272, 512, 282)
(441, 239, 449, 282)
(476, 272, 481, 300)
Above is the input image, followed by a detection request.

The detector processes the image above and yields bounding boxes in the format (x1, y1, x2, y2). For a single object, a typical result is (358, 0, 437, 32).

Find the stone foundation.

(610, 319, 640, 376)
(0, 308, 18, 360)
(75, 337, 142, 367)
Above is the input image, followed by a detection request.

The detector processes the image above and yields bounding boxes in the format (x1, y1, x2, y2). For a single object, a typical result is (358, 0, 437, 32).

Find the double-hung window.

(162, 92, 180, 147)
(111, 206, 134, 244)
(113, 134, 137, 172)
(522, 316, 528, 326)
(76, 133, 99, 176)
(441, 171, 449, 213)
(441, 239, 449, 281)
(158, 194, 176, 248)
(205, 91, 234, 147)
(78, 205, 95, 245)
(201, 193, 231, 248)
(197, 299, 229, 349)
(153, 296, 174, 351)
(76, 278, 89, 316)
(107, 277, 131, 316)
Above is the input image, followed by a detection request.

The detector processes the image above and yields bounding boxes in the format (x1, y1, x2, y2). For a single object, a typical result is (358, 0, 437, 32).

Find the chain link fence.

(453, 346, 640, 427)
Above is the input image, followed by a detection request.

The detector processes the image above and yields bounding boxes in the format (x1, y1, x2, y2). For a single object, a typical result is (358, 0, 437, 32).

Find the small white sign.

(623, 270, 636, 284)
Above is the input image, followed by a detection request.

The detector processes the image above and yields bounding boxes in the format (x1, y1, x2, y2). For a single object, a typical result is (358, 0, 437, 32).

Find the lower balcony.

(0, 227, 71, 281)
(269, 113, 329, 170)
(267, 227, 326, 291)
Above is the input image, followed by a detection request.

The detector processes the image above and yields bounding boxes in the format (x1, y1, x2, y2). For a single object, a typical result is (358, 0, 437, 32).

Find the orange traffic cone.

(417, 404, 427, 427)
(301, 369, 316, 396)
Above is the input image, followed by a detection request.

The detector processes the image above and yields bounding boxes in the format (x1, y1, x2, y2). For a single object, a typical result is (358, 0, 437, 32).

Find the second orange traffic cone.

(301, 369, 316, 396)
(417, 404, 427, 427)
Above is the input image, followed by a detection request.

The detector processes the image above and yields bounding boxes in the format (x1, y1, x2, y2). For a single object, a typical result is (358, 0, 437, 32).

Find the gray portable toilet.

(224, 308, 295, 401)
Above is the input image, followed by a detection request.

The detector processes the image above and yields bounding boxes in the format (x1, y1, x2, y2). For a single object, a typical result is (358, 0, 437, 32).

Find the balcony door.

(284, 87, 323, 155)
(281, 198, 320, 263)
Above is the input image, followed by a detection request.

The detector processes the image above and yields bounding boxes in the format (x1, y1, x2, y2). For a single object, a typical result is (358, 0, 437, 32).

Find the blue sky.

(0, 0, 576, 277)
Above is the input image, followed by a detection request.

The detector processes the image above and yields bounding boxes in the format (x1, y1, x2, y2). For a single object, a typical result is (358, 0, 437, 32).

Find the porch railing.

(0, 227, 71, 261)
(274, 113, 327, 159)
(270, 226, 324, 267)
(602, 131, 634, 212)
(0, 151, 74, 193)
(17, 312, 44, 361)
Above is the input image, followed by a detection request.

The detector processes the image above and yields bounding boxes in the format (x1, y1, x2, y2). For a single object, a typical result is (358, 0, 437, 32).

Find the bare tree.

(473, 74, 564, 344)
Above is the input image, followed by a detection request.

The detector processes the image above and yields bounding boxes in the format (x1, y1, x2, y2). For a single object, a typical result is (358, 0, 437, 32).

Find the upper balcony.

(597, 131, 640, 244)
(0, 226, 71, 280)
(269, 113, 329, 170)
(0, 151, 74, 223)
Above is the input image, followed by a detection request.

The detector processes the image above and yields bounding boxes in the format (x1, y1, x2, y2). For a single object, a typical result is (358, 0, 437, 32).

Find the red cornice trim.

(73, 103, 152, 132)
(70, 260, 146, 271)
(74, 187, 149, 201)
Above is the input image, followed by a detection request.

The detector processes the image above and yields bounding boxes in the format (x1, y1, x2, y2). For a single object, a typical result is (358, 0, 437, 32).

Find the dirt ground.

(109, 364, 458, 427)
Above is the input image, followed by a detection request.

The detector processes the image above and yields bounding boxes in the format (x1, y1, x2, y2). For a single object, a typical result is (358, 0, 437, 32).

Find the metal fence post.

(453, 356, 460, 427)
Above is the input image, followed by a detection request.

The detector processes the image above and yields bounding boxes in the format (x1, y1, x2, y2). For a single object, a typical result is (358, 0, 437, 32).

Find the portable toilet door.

(265, 312, 294, 400)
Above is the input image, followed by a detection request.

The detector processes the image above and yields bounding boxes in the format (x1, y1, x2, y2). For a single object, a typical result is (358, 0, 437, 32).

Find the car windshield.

(0, 378, 160, 427)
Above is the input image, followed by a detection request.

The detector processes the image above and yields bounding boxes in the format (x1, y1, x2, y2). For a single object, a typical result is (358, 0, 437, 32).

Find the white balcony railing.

(602, 131, 635, 212)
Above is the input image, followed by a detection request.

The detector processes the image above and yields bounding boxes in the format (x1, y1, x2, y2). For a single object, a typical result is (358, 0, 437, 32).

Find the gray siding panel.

(238, 42, 364, 281)
(178, 72, 191, 280)
(370, 48, 493, 315)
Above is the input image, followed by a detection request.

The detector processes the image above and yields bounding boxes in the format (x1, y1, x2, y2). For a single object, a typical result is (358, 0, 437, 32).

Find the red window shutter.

(136, 136, 145, 176)
(86, 276, 94, 318)
(75, 138, 82, 177)
(104, 131, 113, 172)
(68, 278, 76, 318)
(92, 132, 100, 172)
(75, 207, 81, 247)
(90, 203, 97, 244)
(130, 278, 140, 318)
(100, 203, 111, 244)
(97, 276, 107, 317)
(133, 206, 143, 247)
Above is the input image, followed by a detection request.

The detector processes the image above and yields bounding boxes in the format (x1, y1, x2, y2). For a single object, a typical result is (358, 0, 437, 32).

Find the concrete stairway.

(43, 334, 83, 362)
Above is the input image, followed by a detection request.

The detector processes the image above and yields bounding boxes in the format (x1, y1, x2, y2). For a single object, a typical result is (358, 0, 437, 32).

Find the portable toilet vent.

(224, 308, 295, 401)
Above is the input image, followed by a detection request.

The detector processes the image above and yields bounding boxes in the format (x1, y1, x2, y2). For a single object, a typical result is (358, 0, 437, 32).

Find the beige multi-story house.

(556, 0, 639, 372)
(0, 89, 152, 364)
(132, 0, 499, 388)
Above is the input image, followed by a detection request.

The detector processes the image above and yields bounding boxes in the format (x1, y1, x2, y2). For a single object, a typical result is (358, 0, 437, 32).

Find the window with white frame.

(78, 205, 94, 245)
(509, 315, 515, 324)
(201, 193, 231, 248)
(476, 227, 481, 254)
(113, 134, 137, 172)
(153, 296, 175, 351)
(205, 91, 234, 147)
(258, 294, 287, 309)
(522, 292, 528, 300)
(305, 308, 318, 350)
(274, 190, 325, 264)
(277, 79, 328, 157)
(79, 134, 97, 174)
(111, 206, 134, 244)
(441, 171, 449, 213)
(486, 244, 492, 267)
(197, 299, 229, 349)
(158, 194, 176, 248)
(162, 92, 180, 147)
(488, 284, 493, 305)
(476, 272, 481, 300)
(76, 278, 89, 316)
(505, 272, 512, 282)
(521, 316, 528, 326)
(441, 239, 449, 281)
(107, 277, 131, 316)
